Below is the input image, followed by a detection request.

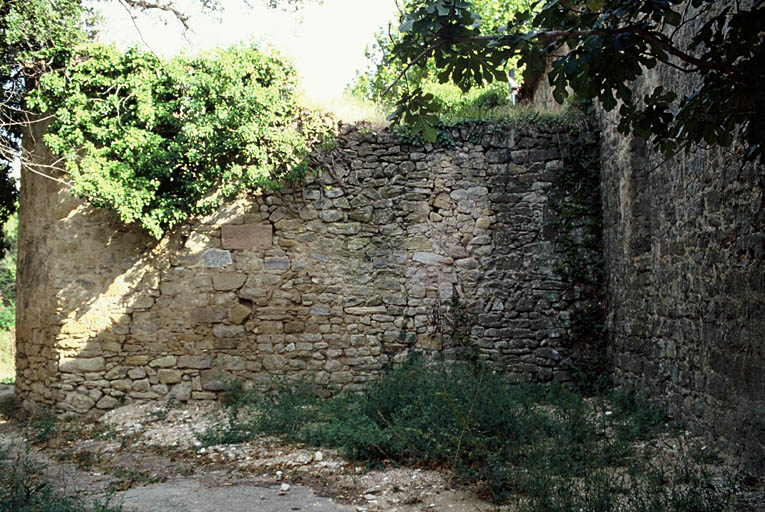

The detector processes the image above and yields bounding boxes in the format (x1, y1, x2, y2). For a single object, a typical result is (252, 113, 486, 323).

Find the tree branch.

(445, 27, 738, 76)
(118, 0, 192, 30)
(117, 0, 160, 56)
(382, 41, 444, 97)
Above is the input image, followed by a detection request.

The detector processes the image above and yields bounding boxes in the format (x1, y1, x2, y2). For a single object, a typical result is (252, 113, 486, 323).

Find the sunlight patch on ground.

(0, 330, 14, 382)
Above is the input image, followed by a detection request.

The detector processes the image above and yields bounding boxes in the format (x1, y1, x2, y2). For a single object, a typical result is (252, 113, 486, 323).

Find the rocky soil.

(0, 389, 505, 512)
(1, 385, 764, 512)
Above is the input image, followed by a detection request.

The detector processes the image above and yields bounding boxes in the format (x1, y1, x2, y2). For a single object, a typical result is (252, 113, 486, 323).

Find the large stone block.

(150, 355, 176, 368)
(284, 321, 305, 334)
(221, 223, 272, 251)
(200, 369, 229, 391)
(127, 367, 147, 379)
(203, 249, 233, 268)
(212, 273, 247, 291)
(113, 379, 133, 392)
(194, 307, 228, 324)
(213, 324, 245, 338)
(262, 354, 287, 371)
(412, 252, 444, 265)
(63, 392, 96, 413)
(220, 354, 246, 371)
(170, 382, 192, 402)
(59, 357, 105, 374)
(227, 304, 251, 325)
(264, 256, 290, 271)
(158, 369, 182, 384)
(177, 355, 212, 369)
(133, 379, 151, 392)
(96, 395, 120, 409)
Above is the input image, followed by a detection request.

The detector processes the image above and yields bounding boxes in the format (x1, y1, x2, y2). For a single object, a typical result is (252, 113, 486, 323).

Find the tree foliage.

(390, 0, 765, 164)
(28, 43, 331, 239)
(348, 0, 533, 112)
(0, 0, 94, 253)
(0, 0, 324, 242)
(0, 212, 16, 330)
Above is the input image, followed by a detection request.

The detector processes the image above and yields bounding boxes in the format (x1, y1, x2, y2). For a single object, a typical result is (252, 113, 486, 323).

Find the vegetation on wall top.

(0, 0, 322, 244)
(28, 44, 333, 239)
(347, 0, 534, 113)
(387, 0, 765, 165)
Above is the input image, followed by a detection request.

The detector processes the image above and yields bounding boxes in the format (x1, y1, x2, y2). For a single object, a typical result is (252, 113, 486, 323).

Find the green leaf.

(400, 16, 414, 33)
(586, 0, 605, 10)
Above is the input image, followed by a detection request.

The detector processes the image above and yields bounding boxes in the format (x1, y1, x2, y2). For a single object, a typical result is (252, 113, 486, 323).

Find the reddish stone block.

(221, 223, 272, 250)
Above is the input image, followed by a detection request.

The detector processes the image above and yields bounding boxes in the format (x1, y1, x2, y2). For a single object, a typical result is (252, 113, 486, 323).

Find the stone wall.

(15, 119, 61, 408)
(599, 1, 765, 475)
(17, 122, 593, 416)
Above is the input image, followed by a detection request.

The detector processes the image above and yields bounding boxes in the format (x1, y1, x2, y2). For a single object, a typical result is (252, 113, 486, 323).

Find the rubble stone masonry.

(599, 1, 765, 474)
(17, 123, 590, 417)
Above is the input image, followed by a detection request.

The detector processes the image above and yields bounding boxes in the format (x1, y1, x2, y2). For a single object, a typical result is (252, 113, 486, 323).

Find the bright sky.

(91, 0, 399, 102)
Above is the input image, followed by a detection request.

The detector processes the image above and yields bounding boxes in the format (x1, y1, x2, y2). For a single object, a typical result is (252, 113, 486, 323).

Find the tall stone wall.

(15, 120, 61, 407)
(17, 122, 592, 416)
(599, 2, 765, 475)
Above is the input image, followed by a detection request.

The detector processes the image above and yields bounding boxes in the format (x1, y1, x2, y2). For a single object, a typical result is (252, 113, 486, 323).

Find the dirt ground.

(0, 387, 507, 512)
(1, 385, 764, 512)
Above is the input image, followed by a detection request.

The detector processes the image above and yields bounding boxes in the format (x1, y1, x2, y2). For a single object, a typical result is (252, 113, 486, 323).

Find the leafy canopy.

(0, 0, 322, 244)
(389, 0, 765, 163)
(348, 0, 533, 106)
(348, 0, 535, 137)
(29, 44, 332, 238)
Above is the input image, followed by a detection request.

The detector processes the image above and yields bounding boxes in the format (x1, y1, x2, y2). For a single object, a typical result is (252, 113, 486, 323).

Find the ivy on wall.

(548, 118, 606, 392)
(29, 44, 333, 239)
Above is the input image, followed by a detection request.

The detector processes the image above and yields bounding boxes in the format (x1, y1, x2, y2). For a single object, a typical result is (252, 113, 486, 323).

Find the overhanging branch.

(444, 27, 738, 76)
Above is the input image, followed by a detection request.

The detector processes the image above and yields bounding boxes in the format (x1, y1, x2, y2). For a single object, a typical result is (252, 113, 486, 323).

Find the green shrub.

(0, 308, 13, 332)
(0, 212, 17, 336)
(608, 389, 668, 442)
(29, 44, 333, 239)
(32, 413, 57, 444)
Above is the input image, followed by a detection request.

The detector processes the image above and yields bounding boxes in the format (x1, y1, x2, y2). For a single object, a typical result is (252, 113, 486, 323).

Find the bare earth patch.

(0, 397, 508, 511)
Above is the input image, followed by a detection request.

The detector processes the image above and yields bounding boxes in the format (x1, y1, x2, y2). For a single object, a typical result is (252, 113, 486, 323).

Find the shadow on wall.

(600, 79, 765, 475)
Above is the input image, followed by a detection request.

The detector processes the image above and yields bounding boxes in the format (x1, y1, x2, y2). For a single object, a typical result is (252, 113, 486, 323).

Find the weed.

(445, 288, 479, 365)
(197, 375, 320, 447)
(200, 359, 740, 510)
(607, 389, 668, 442)
(149, 395, 178, 421)
(0, 447, 122, 511)
(31, 412, 57, 444)
(72, 450, 99, 470)
(110, 467, 160, 491)
(89, 424, 119, 441)
(54, 449, 99, 470)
